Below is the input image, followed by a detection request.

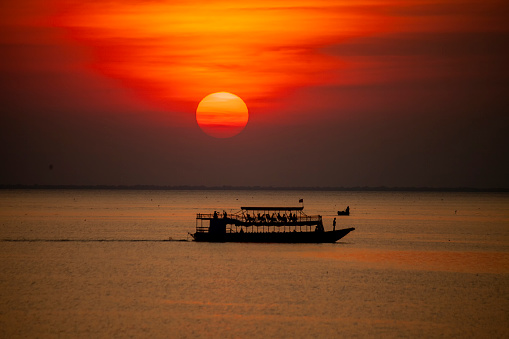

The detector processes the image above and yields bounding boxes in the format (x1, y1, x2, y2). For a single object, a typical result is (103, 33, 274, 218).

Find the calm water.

(0, 189, 508, 338)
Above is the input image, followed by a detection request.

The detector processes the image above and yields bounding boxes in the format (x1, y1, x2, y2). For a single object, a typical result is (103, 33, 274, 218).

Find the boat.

(337, 206, 350, 216)
(190, 206, 354, 243)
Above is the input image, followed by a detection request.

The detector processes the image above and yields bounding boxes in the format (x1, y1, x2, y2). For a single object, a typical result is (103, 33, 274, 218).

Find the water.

(0, 190, 508, 338)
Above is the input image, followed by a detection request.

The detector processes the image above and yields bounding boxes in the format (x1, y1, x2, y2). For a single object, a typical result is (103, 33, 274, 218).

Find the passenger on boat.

(315, 217, 324, 232)
(270, 213, 276, 222)
(257, 213, 264, 223)
(333, 217, 336, 231)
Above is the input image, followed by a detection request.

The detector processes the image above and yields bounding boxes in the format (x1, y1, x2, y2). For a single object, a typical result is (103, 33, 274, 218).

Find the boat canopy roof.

(241, 206, 304, 211)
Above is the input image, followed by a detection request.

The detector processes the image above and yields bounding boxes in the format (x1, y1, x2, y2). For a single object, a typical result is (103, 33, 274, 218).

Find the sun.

(196, 92, 249, 138)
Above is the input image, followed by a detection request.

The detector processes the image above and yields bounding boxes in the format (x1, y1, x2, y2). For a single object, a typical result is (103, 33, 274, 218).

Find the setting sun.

(196, 92, 248, 138)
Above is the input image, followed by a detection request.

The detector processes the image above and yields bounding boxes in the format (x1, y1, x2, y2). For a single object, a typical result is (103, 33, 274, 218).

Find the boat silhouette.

(190, 206, 354, 243)
(337, 206, 350, 216)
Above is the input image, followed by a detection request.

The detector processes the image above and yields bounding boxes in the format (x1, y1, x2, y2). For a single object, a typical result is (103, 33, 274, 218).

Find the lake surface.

(1, 189, 508, 338)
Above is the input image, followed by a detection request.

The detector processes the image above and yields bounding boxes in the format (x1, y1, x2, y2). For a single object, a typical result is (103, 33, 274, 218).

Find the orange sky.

(5, 1, 508, 109)
(49, 0, 509, 118)
(53, 0, 397, 112)
(1, 0, 508, 186)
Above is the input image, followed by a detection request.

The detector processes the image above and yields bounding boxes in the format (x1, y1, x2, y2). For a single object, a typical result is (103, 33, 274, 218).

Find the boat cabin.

(195, 206, 324, 236)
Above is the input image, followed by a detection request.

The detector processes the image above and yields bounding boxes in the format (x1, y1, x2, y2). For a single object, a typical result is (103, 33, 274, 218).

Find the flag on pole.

(299, 199, 303, 203)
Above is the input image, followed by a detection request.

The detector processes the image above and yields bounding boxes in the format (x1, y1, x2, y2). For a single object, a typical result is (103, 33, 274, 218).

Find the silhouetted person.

(213, 211, 218, 219)
(333, 217, 336, 231)
(316, 217, 324, 232)
(346, 206, 350, 214)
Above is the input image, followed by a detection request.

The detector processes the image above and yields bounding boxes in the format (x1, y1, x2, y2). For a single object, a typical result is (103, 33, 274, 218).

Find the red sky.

(1, 0, 508, 187)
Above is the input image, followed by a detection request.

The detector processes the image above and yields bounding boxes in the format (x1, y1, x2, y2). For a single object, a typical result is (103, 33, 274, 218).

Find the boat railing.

(196, 213, 321, 226)
(196, 213, 216, 219)
(195, 226, 209, 233)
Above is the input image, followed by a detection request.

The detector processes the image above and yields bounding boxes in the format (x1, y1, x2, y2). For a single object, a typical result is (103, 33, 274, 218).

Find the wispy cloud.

(53, 0, 393, 109)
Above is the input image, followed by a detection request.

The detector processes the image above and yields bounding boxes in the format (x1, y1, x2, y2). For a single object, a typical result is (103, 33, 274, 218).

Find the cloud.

(325, 31, 509, 57)
(53, 0, 393, 110)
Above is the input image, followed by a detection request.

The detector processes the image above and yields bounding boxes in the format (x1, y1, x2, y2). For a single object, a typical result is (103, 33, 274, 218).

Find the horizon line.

(1, 184, 508, 192)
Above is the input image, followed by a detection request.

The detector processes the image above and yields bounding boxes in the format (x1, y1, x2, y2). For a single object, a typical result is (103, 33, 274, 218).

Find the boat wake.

(1, 238, 190, 242)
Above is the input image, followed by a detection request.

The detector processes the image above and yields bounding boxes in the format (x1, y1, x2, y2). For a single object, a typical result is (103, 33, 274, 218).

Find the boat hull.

(192, 227, 355, 243)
